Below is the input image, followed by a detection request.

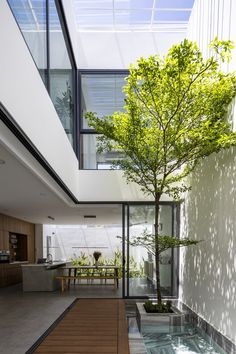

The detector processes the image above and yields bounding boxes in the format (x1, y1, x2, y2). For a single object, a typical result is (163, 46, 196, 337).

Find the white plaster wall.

(0, 1, 78, 197)
(77, 170, 172, 202)
(187, 0, 236, 71)
(75, 31, 186, 70)
(180, 149, 236, 342)
(180, 0, 236, 342)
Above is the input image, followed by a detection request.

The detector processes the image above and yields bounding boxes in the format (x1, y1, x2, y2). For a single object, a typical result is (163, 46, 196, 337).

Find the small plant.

(71, 252, 89, 266)
(144, 299, 173, 313)
(71, 249, 144, 279)
(93, 251, 102, 261)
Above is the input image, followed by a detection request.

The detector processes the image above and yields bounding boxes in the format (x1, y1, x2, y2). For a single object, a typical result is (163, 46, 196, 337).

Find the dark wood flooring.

(34, 299, 130, 354)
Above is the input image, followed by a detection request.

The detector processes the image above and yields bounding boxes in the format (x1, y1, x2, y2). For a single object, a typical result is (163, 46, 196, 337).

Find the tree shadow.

(180, 147, 236, 343)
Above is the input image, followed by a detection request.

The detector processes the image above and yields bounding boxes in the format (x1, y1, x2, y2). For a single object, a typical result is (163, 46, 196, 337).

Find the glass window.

(8, 0, 47, 84)
(81, 73, 127, 130)
(49, 0, 74, 147)
(72, 0, 195, 31)
(81, 134, 123, 169)
(154, 10, 191, 22)
(127, 204, 177, 297)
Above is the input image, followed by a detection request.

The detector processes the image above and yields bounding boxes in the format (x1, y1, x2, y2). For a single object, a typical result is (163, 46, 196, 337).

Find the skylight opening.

(73, 0, 195, 32)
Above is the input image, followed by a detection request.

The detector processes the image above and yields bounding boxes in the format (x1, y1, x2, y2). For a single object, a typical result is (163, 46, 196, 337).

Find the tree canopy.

(86, 39, 236, 200)
(86, 38, 236, 306)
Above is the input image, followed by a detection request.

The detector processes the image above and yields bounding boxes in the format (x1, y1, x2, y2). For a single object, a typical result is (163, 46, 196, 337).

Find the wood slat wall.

(34, 299, 130, 354)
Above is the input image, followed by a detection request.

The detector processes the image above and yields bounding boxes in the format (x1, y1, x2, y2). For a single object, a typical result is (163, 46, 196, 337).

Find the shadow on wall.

(181, 146, 236, 343)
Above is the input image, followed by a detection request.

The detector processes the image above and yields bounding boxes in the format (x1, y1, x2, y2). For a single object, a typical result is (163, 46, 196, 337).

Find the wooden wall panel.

(0, 214, 35, 261)
(0, 214, 35, 287)
(0, 229, 4, 249)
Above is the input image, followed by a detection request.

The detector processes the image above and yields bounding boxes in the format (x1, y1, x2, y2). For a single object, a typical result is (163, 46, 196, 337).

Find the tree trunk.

(154, 193, 162, 305)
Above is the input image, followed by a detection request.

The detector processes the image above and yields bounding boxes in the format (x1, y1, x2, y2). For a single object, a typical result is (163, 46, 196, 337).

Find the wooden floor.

(33, 299, 130, 354)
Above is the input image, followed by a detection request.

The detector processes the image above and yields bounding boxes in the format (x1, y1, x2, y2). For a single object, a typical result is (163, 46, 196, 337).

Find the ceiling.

(0, 140, 122, 225)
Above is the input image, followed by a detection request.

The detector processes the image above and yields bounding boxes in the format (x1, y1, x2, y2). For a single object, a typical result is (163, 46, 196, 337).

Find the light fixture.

(48, 216, 55, 221)
(84, 215, 96, 218)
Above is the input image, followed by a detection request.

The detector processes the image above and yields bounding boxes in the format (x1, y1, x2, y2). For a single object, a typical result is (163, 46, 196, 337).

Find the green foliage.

(86, 38, 236, 306)
(86, 39, 236, 199)
(71, 250, 144, 279)
(209, 37, 234, 62)
(144, 300, 173, 313)
(71, 252, 89, 266)
(55, 82, 73, 127)
(130, 229, 199, 256)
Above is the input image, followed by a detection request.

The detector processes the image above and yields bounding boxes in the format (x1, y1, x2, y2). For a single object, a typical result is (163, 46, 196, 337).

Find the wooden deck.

(33, 299, 130, 354)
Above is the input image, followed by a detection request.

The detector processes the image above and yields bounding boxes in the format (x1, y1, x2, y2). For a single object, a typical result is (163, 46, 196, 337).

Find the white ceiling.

(0, 139, 122, 225)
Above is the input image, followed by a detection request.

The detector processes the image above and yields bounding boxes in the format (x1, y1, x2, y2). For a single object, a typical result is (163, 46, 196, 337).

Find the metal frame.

(123, 202, 180, 299)
(70, 200, 180, 299)
(55, 0, 78, 153)
(7, 0, 78, 153)
(0, 103, 79, 204)
(77, 69, 129, 169)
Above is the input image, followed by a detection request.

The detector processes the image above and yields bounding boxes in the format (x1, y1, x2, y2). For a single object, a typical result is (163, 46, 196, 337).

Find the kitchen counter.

(22, 261, 66, 269)
(21, 262, 66, 291)
(0, 262, 29, 287)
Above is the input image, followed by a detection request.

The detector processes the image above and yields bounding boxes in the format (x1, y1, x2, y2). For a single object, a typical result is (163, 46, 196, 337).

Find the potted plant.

(93, 251, 102, 267)
(86, 38, 236, 314)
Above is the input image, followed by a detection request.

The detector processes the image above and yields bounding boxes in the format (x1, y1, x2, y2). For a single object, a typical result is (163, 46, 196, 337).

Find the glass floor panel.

(142, 323, 226, 354)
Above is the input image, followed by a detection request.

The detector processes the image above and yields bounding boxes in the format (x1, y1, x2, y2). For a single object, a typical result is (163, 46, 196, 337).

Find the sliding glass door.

(124, 203, 179, 298)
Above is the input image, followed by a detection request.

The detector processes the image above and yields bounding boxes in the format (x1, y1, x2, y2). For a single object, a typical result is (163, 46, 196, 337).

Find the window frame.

(78, 69, 129, 170)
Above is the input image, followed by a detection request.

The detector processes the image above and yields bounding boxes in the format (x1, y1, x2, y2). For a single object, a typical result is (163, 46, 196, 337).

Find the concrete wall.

(180, 0, 236, 343)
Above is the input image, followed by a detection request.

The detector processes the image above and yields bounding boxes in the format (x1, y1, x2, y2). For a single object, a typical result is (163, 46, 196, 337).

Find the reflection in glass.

(128, 205, 177, 297)
(8, 0, 47, 84)
(8, 0, 75, 148)
(81, 134, 122, 169)
(81, 74, 126, 129)
(49, 0, 74, 147)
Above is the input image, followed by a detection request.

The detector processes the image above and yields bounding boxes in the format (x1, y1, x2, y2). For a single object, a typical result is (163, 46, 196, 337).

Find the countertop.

(21, 262, 67, 270)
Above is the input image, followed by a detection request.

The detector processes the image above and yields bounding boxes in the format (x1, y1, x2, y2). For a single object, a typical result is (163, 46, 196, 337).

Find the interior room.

(1, 0, 236, 353)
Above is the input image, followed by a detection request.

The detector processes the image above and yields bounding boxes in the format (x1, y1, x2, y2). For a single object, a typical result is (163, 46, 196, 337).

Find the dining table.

(61, 264, 119, 288)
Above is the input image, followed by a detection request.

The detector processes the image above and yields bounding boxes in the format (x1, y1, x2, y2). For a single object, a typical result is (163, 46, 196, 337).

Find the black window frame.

(78, 69, 129, 169)
(7, 0, 78, 153)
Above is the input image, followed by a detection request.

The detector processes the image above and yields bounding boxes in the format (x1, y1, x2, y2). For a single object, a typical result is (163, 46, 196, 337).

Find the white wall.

(188, 0, 236, 70)
(180, 150, 236, 343)
(78, 170, 172, 202)
(75, 31, 186, 70)
(180, 0, 236, 343)
(0, 1, 78, 198)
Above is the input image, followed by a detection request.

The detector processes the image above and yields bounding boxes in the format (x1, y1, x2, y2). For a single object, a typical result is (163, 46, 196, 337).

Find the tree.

(86, 38, 236, 307)
(55, 82, 73, 133)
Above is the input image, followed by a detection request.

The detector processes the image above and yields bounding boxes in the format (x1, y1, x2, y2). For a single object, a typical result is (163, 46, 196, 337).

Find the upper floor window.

(79, 71, 127, 169)
(8, 0, 76, 149)
(81, 73, 127, 130)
